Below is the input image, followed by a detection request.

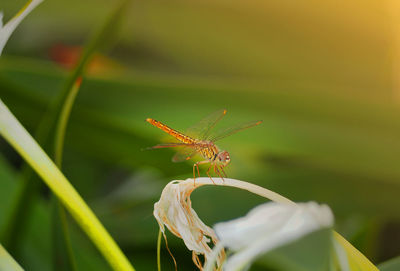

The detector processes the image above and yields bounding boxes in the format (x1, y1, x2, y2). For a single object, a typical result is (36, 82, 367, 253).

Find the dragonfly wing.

(185, 109, 227, 140)
(172, 146, 198, 163)
(145, 143, 197, 163)
(209, 120, 262, 142)
(145, 143, 190, 149)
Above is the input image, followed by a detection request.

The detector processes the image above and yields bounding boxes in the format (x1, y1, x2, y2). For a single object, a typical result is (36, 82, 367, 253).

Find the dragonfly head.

(216, 150, 230, 166)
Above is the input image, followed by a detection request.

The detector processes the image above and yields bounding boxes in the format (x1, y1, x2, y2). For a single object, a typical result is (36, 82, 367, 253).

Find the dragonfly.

(146, 109, 262, 184)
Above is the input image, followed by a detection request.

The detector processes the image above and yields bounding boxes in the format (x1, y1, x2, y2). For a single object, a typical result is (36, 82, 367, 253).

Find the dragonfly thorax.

(195, 141, 230, 166)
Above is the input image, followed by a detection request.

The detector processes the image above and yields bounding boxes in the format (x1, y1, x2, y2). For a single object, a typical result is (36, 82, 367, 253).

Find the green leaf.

(378, 256, 400, 271)
(2, 0, 130, 268)
(0, 98, 135, 271)
(0, 244, 24, 271)
(52, 76, 82, 271)
(17, 190, 110, 271)
(0, 154, 19, 234)
(252, 228, 333, 271)
(48, 0, 128, 266)
(51, 200, 77, 271)
(333, 232, 378, 271)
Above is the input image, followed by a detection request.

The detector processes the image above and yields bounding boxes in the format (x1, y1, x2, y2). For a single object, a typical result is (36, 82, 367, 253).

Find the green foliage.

(0, 96, 134, 270)
(1, 0, 399, 270)
(1, 58, 399, 269)
(252, 229, 333, 271)
(378, 256, 400, 271)
(0, 244, 23, 271)
(0, 1, 134, 270)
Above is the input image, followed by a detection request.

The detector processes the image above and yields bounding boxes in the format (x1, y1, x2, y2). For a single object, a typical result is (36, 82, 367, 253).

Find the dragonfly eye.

(217, 151, 230, 164)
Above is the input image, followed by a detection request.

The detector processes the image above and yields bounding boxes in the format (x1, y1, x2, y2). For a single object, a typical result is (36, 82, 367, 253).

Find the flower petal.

(153, 179, 225, 269)
(213, 201, 334, 270)
(154, 177, 295, 269)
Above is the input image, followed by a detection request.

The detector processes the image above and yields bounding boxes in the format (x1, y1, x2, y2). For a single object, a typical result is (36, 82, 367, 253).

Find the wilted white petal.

(153, 179, 226, 269)
(213, 201, 334, 270)
(154, 177, 295, 270)
(0, 0, 43, 55)
(154, 178, 336, 270)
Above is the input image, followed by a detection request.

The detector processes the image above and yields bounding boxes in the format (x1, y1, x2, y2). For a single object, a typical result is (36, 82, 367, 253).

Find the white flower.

(153, 179, 225, 269)
(211, 201, 334, 271)
(0, 0, 43, 55)
(154, 178, 376, 271)
(153, 177, 293, 270)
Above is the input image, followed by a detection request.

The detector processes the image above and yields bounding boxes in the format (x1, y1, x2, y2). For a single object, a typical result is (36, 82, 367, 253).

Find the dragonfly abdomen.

(146, 118, 194, 144)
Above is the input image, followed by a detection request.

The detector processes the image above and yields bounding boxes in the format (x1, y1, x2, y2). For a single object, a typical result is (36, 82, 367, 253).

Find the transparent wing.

(209, 120, 262, 142)
(185, 109, 227, 140)
(145, 143, 190, 149)
(172, 147, 198, 163)
(145, 143, 198, 163)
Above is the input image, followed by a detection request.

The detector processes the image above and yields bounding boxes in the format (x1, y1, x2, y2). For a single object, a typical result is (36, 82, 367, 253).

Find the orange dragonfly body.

(146, 109, 262, 183)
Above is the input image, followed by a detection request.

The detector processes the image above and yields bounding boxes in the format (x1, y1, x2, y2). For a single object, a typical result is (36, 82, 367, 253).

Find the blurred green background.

(1, 0, 400, 270)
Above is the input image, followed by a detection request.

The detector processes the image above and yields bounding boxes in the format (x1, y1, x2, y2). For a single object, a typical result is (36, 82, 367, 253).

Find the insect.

(146, 109, 262, 184)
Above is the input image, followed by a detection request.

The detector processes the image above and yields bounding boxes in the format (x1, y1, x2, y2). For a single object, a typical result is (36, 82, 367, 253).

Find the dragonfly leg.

(214, 165, 225, 182)
(219, 166, 227, 178)
(206, 164, 216, 185)
(193, 161, 210, 186)
(192, 163, 200, 186)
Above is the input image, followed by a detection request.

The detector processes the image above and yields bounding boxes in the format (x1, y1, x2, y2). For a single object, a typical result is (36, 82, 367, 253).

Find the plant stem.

(51, 77, 83, 271)
(157, 230, 162, 271)
(54, 77, 82, 167)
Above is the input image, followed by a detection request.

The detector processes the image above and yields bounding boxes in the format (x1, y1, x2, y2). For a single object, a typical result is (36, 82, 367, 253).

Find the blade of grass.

(0, 0, 129, 254)
(49, 0, 128, 265)
(0, 244, 23, 271)
(0, 99, 135, 270)
(51, 78, 82, 271)
(54, 77, 82, 167)
(49, 0, 128, 267)
(52, 199, 77, 271)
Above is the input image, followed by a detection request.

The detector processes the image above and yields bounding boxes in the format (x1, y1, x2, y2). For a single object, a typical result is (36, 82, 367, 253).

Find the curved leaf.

(0, 99, 135, 271)
(0, 244, 23, 271)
